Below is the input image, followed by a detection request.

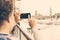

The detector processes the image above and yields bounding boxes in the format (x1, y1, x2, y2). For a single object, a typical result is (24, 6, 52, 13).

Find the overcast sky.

(15, 0, 60, 16)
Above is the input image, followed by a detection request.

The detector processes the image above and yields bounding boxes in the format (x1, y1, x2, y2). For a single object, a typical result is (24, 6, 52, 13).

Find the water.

(20, 18, 60, 28)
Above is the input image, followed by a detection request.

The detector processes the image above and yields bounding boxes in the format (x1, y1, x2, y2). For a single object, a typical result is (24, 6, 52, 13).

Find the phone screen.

(20, 13, 31, 19)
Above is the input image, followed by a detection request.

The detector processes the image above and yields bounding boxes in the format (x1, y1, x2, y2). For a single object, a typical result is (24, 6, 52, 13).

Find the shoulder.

(0, 34, 19, 40)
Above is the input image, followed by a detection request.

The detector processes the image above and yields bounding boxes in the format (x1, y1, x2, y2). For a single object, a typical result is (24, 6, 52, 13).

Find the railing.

(12, 26, 32, 40)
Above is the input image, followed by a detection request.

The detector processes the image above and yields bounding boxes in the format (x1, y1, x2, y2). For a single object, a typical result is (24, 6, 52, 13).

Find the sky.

(15, 0, 60, 16)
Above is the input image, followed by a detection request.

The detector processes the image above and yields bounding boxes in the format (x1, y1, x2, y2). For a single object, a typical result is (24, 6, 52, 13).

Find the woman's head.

(0, 0, 21, 33)
(0, 0, 17, 33)
(0, 0, 13, 25)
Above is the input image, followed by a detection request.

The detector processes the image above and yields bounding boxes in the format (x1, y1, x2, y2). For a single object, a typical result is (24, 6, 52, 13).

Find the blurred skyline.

(15, 0, 60, 16)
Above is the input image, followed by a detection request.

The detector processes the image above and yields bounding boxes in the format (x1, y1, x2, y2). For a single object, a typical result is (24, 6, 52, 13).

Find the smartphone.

(20, 13, 31, 19)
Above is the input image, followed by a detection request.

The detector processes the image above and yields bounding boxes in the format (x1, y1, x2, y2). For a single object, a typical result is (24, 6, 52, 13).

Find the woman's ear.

(7, 14, 11, 23)
(8, 13, 13, 23)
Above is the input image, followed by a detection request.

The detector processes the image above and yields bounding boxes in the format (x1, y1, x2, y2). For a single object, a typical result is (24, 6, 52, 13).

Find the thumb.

(28, 15, 31, 21)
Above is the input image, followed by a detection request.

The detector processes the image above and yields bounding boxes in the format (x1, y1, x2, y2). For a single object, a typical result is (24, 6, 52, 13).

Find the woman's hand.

(28, 18, 36, 28)
(14, 10, 20, 22)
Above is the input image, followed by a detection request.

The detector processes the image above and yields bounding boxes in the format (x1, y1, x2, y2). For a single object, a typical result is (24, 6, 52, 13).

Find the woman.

(0, 0, 36, 40)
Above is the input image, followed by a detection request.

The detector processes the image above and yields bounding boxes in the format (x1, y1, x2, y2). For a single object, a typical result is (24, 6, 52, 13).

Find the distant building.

(32, 9, 53, 20)
(32, 14, 51, 20)
(53, 13, 60, 18)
